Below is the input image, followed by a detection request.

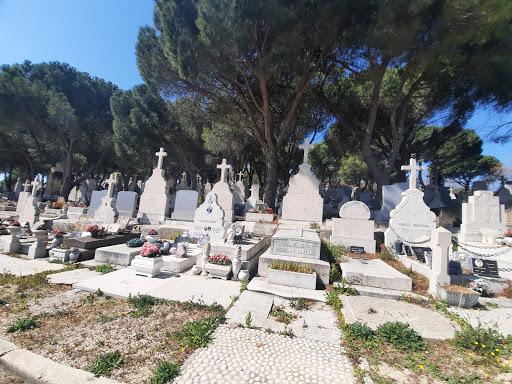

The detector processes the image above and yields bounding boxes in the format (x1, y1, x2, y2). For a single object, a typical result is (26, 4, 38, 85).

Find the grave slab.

(448, 307, 512, 336)
(64, 233, 138, 250)
(341, 295, 458, 339)
(247, 276, 327, 302)
(115, 191, 138, 218)
(0, 254, 65, 276)
(340, 258, 412, 291)
(94, 243, 142, 266)
(161, 254, 197, 273)
(87, 190, 108, 215)
(48, 268, 103, 285)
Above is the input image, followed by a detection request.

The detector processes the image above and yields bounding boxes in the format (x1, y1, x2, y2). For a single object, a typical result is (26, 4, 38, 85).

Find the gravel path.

(174, 326, 354, 384)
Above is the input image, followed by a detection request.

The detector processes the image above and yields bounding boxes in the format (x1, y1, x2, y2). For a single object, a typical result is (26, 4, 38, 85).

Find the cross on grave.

(500, 175, 507, 188)
(299, 139, 314, 164)
(181, 171, 187, 184)
(217, 158, 231, 183)
(22, 180, 31, 192)
(196, 173, 202, 183)
(155, 147, 167, 169)
(238, 171, 243, 182)
(105, 173, 118, 198)
(401, 157, 425, 190)
(30, 177, 42, 197)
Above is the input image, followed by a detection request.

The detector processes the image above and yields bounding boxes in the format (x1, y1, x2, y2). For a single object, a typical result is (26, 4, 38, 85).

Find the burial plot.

(116, 191, 138, 218)
(211, 159, 234, 222)
(170, 190, 198, 221)
(189, 192, 225, 241)
(330, 201, 376, 253)
(341, 258, 412, 291)
(373, 181, 409, 223)
(93, 173, 119, 223)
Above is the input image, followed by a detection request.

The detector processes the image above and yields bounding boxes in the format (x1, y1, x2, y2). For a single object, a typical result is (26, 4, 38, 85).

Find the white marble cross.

(401, 157, 425, 190)
(217, 158, 231, 183)
(299, 139, 314, 164)
(181, 171, 187, 183)
(30, 177, 41, 197)
(238, 171, 243, 182)
(155, 147, 167, 169)
(22, 180, 31, 192)
(105, 173, 118, 198)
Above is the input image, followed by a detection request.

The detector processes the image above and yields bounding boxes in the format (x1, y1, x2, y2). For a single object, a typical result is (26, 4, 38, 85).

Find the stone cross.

(217, 158, 231, 183)
(30, 177, 42, 197)
(105, 173, 118, 198)
(155, 147, 167, 169)
(401, 157, 425, 190)
(22, 180, 31, 192)
(299, 139, 314, 164)
(181, 171, 187, 183)
(500, 175, 507, 188)
(238, 171, 243, 182)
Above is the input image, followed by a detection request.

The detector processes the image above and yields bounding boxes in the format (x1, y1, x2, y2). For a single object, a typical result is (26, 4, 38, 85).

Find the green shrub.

(7, 317, 38, 333)
(290, 298, 307, 311)
(174, 315, 225, 347)
(380, 247, 396, 261)
(128, 294, 161, 309)
(88, 350, 124, 377)
(454, 322, 504, 356)
(333, 278, 358, 296)
(377, 322, 426, 351)
(349, 322, 376, 341)
(0, 298, 7, 306)
(329, 263, 341, 283)
(321, 240, 349, 264)
(245, 311, 253, 328)
(150, 360, 180, 384)
(96, 264, 116, 274)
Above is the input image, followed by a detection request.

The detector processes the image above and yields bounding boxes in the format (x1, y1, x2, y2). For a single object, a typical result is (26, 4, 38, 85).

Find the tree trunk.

(263, 147, 278, 210)
(60, 148, 74, 200)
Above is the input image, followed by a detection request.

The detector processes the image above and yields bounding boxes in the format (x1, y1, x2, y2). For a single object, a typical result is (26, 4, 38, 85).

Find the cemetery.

(1, 1, 512, 383)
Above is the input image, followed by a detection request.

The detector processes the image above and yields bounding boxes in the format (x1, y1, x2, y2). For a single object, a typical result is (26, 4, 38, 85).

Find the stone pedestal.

(330, 201, 376, 253)
(27, 230, 48, 259)
(137, 168, 171, 224)
(94, 196, 118, 223)
(131, 255, 164, 277)
(3, 226, 22, 253)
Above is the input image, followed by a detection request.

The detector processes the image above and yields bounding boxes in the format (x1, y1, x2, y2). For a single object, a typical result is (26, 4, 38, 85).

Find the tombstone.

(244, 183, 260, 212)
(496, 177, 512, 205)
(19, 177, 42, 226)
(337, 186, 352, 202)
(423, 184, 451, 209)
(16, 180, 31, 215)
(384, 157, 436, 247)
(471, 180, 487, 192)
(115, 191, 138, 218)
(137, 148, 172, 224)
(94, 173, 119, 223)
(177, 171, 188, 191)
(196, 174, 203, 194)
(374, 181, 410, 223)
(281, 140, 323, 223)
(87, 190, 108, 215)
(336, 196, 350, 212)
(331, 201, 376, 253)
(68, 186, 79, 202)
(233, 171, 246, 205)
(43, 167, 63, 198)
(204, 181, 212, 196)
(14, 178, 22, 199)
(189, 192, 225, 241)
(429, 227, 452, 296)
(459, 190, 506, 243)
(211, 159, 235, 222)
(171, 190, 199, 221)
(360, 192, 372, 209)
(127, 176, 138, 192)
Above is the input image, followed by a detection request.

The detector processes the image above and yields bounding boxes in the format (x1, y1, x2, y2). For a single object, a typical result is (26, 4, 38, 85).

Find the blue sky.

(1, 0, 510, 169)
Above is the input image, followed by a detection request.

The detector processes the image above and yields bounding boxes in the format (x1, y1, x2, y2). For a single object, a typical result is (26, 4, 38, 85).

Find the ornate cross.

(299, 139, 314, 164)
(105, 173, 118, 198)
(22, 180, 31, 192)
(30, 177, 41, 197)
(155, 147, 167, 169)
(238, 171, 243, 182)
(401, 157, 425, 190)
(217, 158, 231, 183)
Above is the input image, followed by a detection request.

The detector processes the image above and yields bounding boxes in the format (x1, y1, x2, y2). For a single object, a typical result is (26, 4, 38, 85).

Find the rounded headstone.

(339, 201, 370, 220)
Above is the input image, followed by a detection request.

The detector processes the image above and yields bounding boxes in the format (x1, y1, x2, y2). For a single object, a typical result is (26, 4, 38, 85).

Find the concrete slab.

(73, 267, 242, 308)
(94, 243, 141, 265)
(247, 276, 327, 302)
(449, 307, 512, 336)
(340, 258, 412, 291)
(48, 268, 102, 285)
(335, 283, 428, 301)
(341, 295, 458, 340)
(0, 253, 65, 276)
(0, 339, 17, 356)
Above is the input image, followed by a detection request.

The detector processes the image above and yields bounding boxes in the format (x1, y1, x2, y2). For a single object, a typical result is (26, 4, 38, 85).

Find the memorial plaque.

(349, 246, 365, 254)
(471, 258, 499, 277)
(270, 228, 321, 260)
(234, 224, 245, 244)
(411, 247, 431, 263)
(404, 245, 413, 257)
(448, 260, 462, 275)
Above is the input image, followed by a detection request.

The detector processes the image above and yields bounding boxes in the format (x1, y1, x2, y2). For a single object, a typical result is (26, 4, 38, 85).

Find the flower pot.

(437, 286, 480, 308)
(32, 229, 48, 243)
(68, 251, 80, 263)
(238, 270, 250, 280)
(205, 263, 232, 280)
(394, 241, 404, 255)
(146, 234, 159, 244)
(131, 255, 164, 278)
(51, 237, 63, 247)
(49, 248, 71, 263)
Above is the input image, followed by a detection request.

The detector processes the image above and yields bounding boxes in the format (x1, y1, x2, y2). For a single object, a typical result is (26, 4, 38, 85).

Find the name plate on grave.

(471, 258, 499, 277)
(271, 238, 320, 259)
(411, 247, 431, 263)
(349, 246, 365, 254)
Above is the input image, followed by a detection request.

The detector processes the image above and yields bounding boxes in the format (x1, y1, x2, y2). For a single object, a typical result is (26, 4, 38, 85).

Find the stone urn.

(205, 263, 232, 280)
(131, 255, 164, 278)
(437, 286, 480, 308)
(145, 234, 159, 245)
(7, 225, 22, 238)
(238, 269, 250, 281)
(51, 236, 63, 248)
(68, 248, 80, 263)
(5, 225, 22, 253)
(32, 229, 48, 243)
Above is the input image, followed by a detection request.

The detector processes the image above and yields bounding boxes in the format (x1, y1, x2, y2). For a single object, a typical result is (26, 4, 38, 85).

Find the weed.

(290, 298, 307, 310)
(7, 317, 38, 333)
(380, 247, 396, 261)
(269, 260, 313, 274)
(279, 324, 295, 338)
(96, 264, 116, 274)
(245, 311, 253, 328)
(38, 310, 73, 318)
(95, 288, 104, 297)
(484, 302, 499, 309)
(453, 322, 504, 356)
(402, 268, 415, 278)
(80, 294, 95, 304)
(433, 299, 448, 312)
(264, 327, 274, 334)
(128, 294, 161, 309)
(377, 322, 426, 351)
(239, 279, 249, 293)
(100, 315, 120, 323)
(174, 314, 225, 348)
(321, 240, 349, 264)
(400, 294, 425, 305)
(0, 298, 8, 306)
(150, 360, 180, 384)
(333, 279, 358, 296)
(269, 305, 296, 324)
(325, 291, 343, 311)
(329, 263, 340, 283)
(130, 308, 153, 318)
(348, 322, 376, 341)
(88, 350, 124, 377)
(49, 259, 63, 264)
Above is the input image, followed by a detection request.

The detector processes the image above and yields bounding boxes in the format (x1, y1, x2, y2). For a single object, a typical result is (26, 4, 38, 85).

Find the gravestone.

(281, 140, 323, 223)
(204, 181, 212, 196)
(19, 177, 42, 225)
(137, 148, 172, 224)
(177, 171, 188, 191)
(374, 181, 410, 223)
(211, 158, 234, 222)
(233, 171, 246, 205)
(331, 201, 376, 253)
(244, 184, 260, 212)
(189, 192, 225, 241)
(459, 190, 506, 243)
(171, 190, 199, 221)
(116, 191, 138, 218)
(497, 177, 512, 205)
(16, 180, 31, 215)
(87, 190, 108, 215)
(360, 192, 372, 209)
(94, 173, 119, 223)
(43, 167, 63, 198)
(14, 178, 23, 199)
(384, 157, 436, 247)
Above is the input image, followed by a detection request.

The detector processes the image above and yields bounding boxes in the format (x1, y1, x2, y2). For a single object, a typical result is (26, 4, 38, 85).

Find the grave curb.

(0, 338, 122, 384)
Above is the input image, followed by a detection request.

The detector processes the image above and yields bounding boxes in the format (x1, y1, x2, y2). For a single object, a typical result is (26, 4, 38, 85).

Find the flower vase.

(231, 245, 242, 281)
(51, 237, 63, 248)
(146, 234, 159, 244)
(238, 269, 250, 281)
(131, 255, 164, 278)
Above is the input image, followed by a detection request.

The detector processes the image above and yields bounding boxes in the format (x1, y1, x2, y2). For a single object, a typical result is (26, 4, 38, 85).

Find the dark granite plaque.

(411, 247, 431, 263)
(471, 258, 499, 277)
(349, 246, 365, 254)
(404, 245, 413, 257)
(64, 233, 139, 250)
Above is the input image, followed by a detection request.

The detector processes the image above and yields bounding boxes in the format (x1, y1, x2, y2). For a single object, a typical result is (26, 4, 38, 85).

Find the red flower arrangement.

(87, 225, 105, 237)
(76, 202, 86, 208)
(52, 230, 66, 237)
(208, 254, 231, 265)
(10, 221, 21, 227)
(35, 224, 47, 230)
(148, 229, 158, 236)
(139, 243, 161, 258)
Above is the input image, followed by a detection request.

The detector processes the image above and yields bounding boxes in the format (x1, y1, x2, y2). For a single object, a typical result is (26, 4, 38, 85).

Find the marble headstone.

(171, 190, 199, 221)
(116, 191, 138, 218)
(373, 181, 410, 223)
(331, 201, 376, 253)
(211, 159, 234, 222)
(87, 190, 108, 215)
(244, 184, 260, 212)
(189, 192, 225, 241)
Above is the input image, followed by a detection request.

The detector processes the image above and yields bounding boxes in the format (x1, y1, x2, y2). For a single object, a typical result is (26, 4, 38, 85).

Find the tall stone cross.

(500, 175, 506, 188)
(155, 147, 167, 169)
(22, 180, 31, 192)
(299, 139, 314, 164)
(196, 173, 202, 183)
(237, 171, 243, 182)
(217, 158, 231, 183)
(105, 173, 118, 198)
(401, 157, 425, 190)
(181, 171, 187, 184)
(30, 177, 42, 197)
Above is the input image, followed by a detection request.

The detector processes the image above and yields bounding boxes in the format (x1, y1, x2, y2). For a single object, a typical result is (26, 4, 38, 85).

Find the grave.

(63, 232, 139, 262)
(170, 190, 198, 221)
(244, 184, 260, 212)
(210, 159, 235, 222)
(384, 157, 436, 247)
(19, 177, 42, 226)
(373, 181, 409, 223)
(116, 191, 138, 218)
(162, 243, 202, 274)
(330, 201, 376, 253)
(189, 192, 226, 241)
(280, 140, 323, 224)
(87, 190, 108, 215)
(137, 148, 172, 224)
(258, 228, 330, 289)
(16, 180, 31, 215)
(94, 243, 142, 265)
(341, 258, 412, 291)
(459, 190, 506, 243)
(93, 173, 119, 223)
(232, 171, 246, 215)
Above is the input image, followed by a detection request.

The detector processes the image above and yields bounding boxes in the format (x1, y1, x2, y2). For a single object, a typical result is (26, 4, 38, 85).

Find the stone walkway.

(174, 326, 355, 384)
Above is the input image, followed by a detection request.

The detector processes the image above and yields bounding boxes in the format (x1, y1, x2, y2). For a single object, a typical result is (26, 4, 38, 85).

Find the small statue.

(231, 245, 242, 281)
(201, 242, 210, 276)
(226, 223, 236, 243)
